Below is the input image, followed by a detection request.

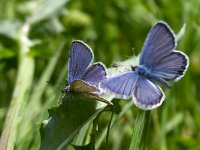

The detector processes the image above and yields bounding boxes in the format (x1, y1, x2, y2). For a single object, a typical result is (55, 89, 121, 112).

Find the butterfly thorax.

(134, 66, 171, 88)
(134, 66, 150, 77)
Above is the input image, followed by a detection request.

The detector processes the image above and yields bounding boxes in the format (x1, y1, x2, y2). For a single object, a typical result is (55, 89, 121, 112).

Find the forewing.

(140, 21, 176, 67)
(151, 51, 189, 81)
(101, 71, 139, 99)
(133, 77, 165, 110)
(68, 40, 94, 84)
(81, 62, 107, 86)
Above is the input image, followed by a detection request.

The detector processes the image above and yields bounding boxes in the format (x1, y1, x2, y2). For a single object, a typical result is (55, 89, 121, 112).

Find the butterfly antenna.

(46, 80, 65, 87)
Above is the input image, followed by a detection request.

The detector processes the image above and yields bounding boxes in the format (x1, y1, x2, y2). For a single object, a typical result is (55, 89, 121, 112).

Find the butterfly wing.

(133, 77, 165, 110)
(140, 21, 189, 81)
(70, 80, 112, 105)
(139, 21, 176, 67)
(81, 62, 107, 86)
(151, 51, 189, 81)
(81, 92, 112, 105)
(68, 40, 94, 84)
(70, 80, 100, 93)
(101, 71, 139, 99)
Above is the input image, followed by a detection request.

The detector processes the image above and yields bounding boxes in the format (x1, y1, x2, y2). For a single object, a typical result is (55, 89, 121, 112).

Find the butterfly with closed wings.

(62, 40, 112, 105)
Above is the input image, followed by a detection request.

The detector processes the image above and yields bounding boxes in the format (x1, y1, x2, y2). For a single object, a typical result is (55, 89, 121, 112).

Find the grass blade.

(0, 23, 34, 150)
(129, 110, 151, 150)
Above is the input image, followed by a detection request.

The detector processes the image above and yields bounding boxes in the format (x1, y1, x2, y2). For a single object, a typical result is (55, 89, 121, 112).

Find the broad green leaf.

(40, 93, 99, 150)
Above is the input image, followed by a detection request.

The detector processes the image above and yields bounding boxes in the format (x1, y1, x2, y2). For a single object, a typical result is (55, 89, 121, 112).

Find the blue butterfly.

(62, 40, 112, 105)
(101, 21, 189, 110)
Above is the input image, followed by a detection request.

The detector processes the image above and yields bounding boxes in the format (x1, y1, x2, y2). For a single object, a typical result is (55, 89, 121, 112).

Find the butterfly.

(101, 21, 189, 110)
(62, 40, 112, 105)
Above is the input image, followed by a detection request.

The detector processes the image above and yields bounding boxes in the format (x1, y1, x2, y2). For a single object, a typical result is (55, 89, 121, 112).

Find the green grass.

(0, 0, 200, 149)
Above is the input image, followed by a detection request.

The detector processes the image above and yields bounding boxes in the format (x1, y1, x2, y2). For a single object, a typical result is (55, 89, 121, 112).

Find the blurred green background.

(0, 0, 200, 149)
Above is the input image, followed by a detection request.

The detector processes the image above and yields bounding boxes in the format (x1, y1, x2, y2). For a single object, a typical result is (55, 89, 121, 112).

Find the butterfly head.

(62, 86, 70, 95)
(131, 66, 146, 77)
(131, 66, 137, 71)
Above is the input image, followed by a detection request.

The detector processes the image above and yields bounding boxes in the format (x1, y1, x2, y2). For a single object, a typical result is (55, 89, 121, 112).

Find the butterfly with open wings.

(101, 21, 189, 110)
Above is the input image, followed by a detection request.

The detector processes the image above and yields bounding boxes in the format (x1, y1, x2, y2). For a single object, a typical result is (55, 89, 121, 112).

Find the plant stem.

(0, 23, 34, 150)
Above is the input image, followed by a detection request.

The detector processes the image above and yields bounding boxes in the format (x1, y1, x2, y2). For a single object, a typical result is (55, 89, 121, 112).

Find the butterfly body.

(134, 65, 171, 88)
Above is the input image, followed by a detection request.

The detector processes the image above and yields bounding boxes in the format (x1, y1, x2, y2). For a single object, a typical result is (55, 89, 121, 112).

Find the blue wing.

(81, 62, 107, 86)
(133, 77, 165, 110)
(139, 21, 176, 67)
(139, 21, 189, 81)
(68, 40, 93, 84)
(100, 71, 139, 99)
(151, 51, 189, 81)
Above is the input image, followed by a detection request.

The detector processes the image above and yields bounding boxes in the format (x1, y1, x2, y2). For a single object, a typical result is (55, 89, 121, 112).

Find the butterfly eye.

(62, 86, 69, 94)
